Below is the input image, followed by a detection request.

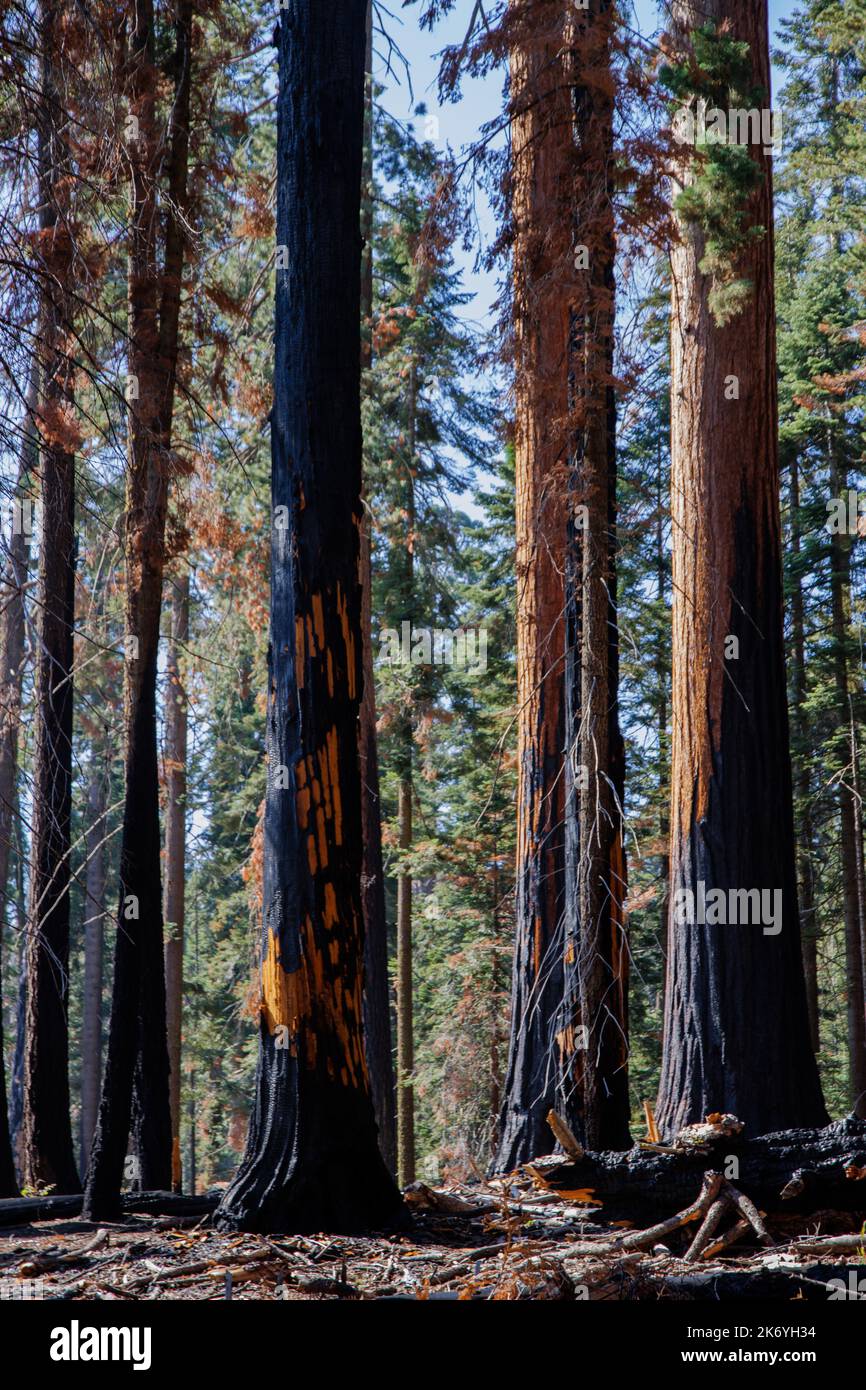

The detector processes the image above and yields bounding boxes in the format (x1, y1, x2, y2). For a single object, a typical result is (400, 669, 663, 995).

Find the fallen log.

(624, 1262, 866, 1301)
(0, 1190, 219, 1230)
(529, 1116, 866, 1221)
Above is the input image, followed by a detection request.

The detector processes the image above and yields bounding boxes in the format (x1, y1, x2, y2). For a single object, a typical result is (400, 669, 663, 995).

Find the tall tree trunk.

(80, 741, 107, 1173)
(395, 763, 414, 1188)
(21, 0, 80, 1193)
(788, 455, 819, 1051)
(214, 0, 404, 1234)
(164, 568, 189, 1191)
(359, 0, 397, 1176)
(0, 366, 37, 1196)
(395, 359, 416, 1189)
(656, 0, 827, 1137)
(496, 0, 570, 1171)
(827, 439, 866, 1114)
(850, 701, 866, 1082)
(85, 0, 193, 1218)
(656, 438, 670, 1011)
(564, 0, 630, 1151)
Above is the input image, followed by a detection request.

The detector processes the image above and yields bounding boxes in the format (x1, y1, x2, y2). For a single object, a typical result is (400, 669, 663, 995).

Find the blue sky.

(374, 1, 800, 514)
(376, 0, 799, 321)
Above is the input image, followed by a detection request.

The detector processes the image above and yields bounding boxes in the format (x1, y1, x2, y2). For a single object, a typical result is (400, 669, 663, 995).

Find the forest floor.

(1, 1163, 864, 1301)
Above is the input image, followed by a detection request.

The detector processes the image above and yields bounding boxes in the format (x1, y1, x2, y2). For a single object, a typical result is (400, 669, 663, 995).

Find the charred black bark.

(658, 510, 828, 1138)
(21, 0, 80, 1194)
(214, 0, 404, 1235)
(541, 1117, 866, 1222)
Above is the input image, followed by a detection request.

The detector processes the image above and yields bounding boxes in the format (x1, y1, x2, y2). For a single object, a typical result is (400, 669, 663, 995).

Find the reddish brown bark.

(656, 0, 827, 1137)
(566, 0, 630, 1151)
(496, 2, 571, 1171)
(85, 0, 193, 1218)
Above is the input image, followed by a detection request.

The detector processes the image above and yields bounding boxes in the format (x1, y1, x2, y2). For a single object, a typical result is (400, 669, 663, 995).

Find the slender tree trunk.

(187, 1063, 196, 1194)
(850, 698, 866, 1112)
(85, 0, 193, 1218)
(0, 367, 37, 1196)
(359, 0, 397, 1176)
(10, 928, 26, 1174)
(564, 0, 630, 1150)
(789, 455, 819, 1051)
(21, 0, 80, 1193)
(164, 568, 189, 1191)
(656, 439, 670, 1005)
(80, 743, 107, 1173)
(395, 765, 414, 1187)
(214, 0, 404, 1234)
(827, 440, 866, 1113)
(656, 0, 827, 1137)
(496, 0, 570, 1171)
(488, 860, 503, 1161)
(395, 359, 416, 1188)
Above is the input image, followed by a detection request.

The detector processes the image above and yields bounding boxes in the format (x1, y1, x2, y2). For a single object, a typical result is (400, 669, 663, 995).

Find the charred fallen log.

(530, 1117, 866, 1221)
(0, 1190, 219, 1230)
(623, 1263, 866, 1301)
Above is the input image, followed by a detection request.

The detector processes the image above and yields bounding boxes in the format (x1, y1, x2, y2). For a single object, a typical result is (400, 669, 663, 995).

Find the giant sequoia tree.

(495, 1, 572, 1172)
(497, 0, 630, 1168)
(214, 0, 404, 1234)
(656, 0, 827, 1138)
(564, 0, 630, 1152)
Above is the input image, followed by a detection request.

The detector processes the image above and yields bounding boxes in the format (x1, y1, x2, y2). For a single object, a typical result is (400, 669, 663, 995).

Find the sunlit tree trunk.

(496, 0, 570, 1171)
(0, 366, 37, 1196)
(564, 0, 630, 1150)
(656, 0, 827, 1137)
(359, 0, 397, 1175)
(827, 438, 866, 1113)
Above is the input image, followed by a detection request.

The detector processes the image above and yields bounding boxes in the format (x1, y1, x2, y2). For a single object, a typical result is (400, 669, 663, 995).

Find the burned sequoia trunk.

(656, 0, 827, 1138)
(496, 1, 572, 1173)
(214, 0, 404, 1235)
(563, 0, 630, 1152)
